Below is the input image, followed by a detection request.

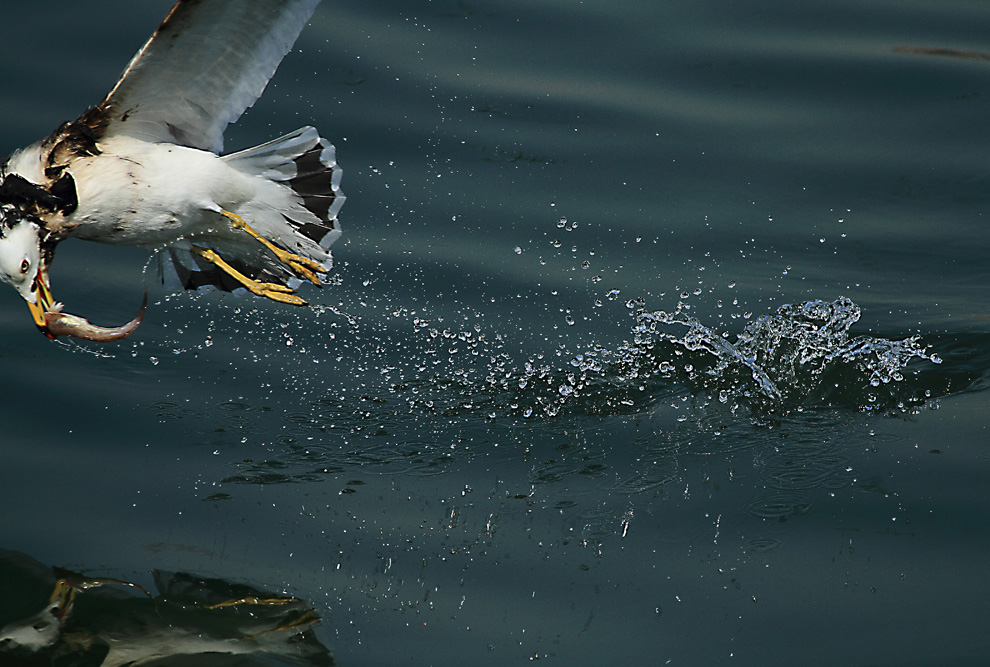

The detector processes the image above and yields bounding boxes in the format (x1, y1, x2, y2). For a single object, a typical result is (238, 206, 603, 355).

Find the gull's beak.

(26, 268, 55, 338)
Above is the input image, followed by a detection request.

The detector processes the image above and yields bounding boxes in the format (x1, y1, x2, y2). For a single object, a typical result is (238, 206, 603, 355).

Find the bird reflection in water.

(0, 549, 334, 666)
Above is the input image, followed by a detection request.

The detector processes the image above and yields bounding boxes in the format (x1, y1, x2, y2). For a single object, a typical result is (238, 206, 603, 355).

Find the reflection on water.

(0, 549, 333, 666)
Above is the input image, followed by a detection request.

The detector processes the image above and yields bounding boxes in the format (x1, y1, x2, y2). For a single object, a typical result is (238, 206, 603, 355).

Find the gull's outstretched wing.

(91, 0, 320, 154)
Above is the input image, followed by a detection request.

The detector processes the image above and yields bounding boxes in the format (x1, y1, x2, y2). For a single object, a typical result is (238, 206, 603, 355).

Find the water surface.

(2, 1, 990, 665)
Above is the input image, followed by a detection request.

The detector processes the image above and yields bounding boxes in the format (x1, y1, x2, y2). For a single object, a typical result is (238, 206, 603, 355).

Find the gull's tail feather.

(223, 125, 345, 251)
(158, 126, 344, 295)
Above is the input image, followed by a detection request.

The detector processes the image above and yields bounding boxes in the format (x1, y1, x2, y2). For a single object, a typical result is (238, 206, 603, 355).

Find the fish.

(43, 293, 146, 342)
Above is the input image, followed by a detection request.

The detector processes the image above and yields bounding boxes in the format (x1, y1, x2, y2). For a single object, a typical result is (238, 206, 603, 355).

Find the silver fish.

(44, 294, 146, 342)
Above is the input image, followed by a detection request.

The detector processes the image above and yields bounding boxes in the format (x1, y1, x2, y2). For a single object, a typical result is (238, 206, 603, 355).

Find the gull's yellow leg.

(192, 246, 307, 306)
(202, 596, 319, 639)
(203, 596, 299, 610)
(220, 209, 326, 286)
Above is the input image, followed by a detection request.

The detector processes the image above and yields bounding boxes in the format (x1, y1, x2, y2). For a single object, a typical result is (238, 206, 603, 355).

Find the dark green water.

(2, 1, 990, 664)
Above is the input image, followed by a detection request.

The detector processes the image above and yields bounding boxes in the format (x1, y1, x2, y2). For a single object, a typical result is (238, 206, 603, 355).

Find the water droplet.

(514, 246, 522, 254)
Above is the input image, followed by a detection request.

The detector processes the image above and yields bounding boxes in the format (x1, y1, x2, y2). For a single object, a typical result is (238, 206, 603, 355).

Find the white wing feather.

(95, 0, 320, 154)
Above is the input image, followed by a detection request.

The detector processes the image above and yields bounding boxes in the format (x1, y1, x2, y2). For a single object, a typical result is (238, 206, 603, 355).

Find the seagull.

(0, 0, 343, 341)
(0, 549, 333, 664)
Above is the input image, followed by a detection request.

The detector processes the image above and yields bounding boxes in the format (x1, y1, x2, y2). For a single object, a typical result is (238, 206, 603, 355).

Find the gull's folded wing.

(91, 0, 320, 154)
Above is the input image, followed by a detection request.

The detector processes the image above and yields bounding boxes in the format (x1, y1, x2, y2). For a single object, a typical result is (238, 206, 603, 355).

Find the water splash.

(138, 293, 953, 494)
(143, 293, 943, 430)
(483, 297, 939, 419)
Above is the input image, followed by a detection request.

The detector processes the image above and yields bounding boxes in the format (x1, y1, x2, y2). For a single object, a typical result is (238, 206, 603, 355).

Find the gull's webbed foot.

(192, 246, 307, 306)
(220, 209, 327, 286)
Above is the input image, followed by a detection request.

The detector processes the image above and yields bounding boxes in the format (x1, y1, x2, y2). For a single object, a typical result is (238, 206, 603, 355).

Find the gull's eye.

(20, 259, 30, 274)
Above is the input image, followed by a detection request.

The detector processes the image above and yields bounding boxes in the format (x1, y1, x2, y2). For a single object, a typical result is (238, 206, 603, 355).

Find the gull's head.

(0, 205, 53, 334)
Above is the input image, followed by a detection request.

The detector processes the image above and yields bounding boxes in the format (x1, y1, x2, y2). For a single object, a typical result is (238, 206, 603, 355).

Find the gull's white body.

(8, 136, 253, 247)
(5, 132, 342, 260)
